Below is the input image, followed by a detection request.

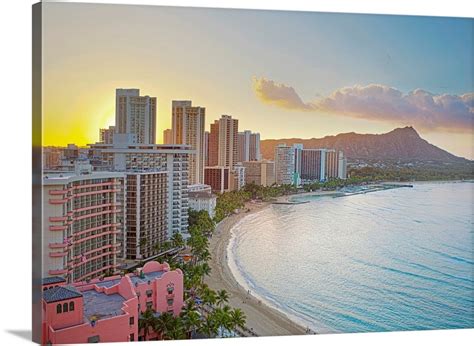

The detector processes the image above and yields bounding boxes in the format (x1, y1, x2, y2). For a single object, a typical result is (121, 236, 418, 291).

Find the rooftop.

(188, 191, 216, 199)
(82, 289, 126, 322)
(43, 286, 82, 303)
(129, 271, 166, 285)
(42, 276, 67, 285)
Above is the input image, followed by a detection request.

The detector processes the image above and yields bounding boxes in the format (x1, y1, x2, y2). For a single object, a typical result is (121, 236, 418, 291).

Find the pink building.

(42, 261, 184, 344)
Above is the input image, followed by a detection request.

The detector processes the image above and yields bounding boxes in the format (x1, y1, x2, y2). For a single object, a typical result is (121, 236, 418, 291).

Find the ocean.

(227, 182, 474, 333)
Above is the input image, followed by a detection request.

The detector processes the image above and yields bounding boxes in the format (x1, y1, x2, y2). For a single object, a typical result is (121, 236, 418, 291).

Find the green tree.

(138, 308, 157, 341)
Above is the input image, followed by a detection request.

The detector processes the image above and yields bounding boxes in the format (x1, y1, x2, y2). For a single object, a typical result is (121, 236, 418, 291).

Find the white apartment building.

(188, 184, 217, 219)
(88, 140, 194, 239)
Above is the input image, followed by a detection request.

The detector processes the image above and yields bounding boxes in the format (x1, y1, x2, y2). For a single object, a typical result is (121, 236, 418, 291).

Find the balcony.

(49, 198, 68, 205)
(48, 269, 68, 275)
(49, 225, 67, 231)
(49, 216, 67, 222)
(49, 189, 69, 196)
(49, 242, 68, 249)
(50, 251, 68, 258)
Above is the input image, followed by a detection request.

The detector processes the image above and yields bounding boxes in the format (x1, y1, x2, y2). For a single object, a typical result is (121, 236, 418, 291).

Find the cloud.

(252, 77, 473, 133)
(252, 77, 313, 111)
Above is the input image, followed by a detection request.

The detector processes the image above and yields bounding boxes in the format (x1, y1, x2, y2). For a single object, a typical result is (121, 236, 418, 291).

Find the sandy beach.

(204, 197, 308, 337)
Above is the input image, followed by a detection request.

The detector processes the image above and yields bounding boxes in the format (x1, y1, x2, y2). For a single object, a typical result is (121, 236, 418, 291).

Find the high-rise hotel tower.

(115, 89, 157, 144)
(172, 101, 206, 184)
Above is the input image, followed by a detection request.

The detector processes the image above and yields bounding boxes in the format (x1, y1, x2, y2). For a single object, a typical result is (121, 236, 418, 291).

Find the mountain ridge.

(260, 126, 468, 163)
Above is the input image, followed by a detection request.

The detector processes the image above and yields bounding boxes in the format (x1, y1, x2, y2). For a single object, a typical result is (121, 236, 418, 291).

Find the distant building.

(237, 130, 261, 163)
(42, 164, 124, 283)
(204, 166, 230, 193)
(43, 147, 62, 170)
(99, 126, 115, 144)
(162, 128, 173, 144)
(274, 144, 295, 185)
(338, 151, 347, 179)
(188, 185, 217, 218)
(325, 149, 339, 179)
(208, 115, 239, 168)
(230, 163, 246, 191)
(300, 148, 325, 182)
(203, 131, 209, 167)
(41, 261, 184, 344)
(242, 160, 275, 187)
(172, 100, 206, 184)
(115, 89, 157, 144)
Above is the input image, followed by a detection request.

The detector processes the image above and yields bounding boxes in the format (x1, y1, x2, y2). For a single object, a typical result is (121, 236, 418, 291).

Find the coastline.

(204, 198, 308, 337)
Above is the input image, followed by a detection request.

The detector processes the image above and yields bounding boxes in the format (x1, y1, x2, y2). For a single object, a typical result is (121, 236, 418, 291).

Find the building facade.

(208, 115, 239, 168)
(115, 89, 157, 144)
(237, 130, 261, 163)
(41, 261, 184, 344)
(204, 166, 230, 193)
(274, 144, 295, 185)
(171, 100, 206, 185)
(43, 165, 124, 283)
(162, 129, 173, 145)
(99, 126, 115, 144)
(230, 163, 246, 191)
(242, 160, 275, 187)
(188, 186, 217, 219)
(124, 172, 168, 260)
(88, 141, 193, 239)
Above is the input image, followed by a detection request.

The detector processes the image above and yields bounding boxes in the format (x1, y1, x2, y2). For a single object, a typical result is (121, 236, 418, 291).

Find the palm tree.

(166, 316, 186, 340)
(199, 315, 218, 338)
(154, 312, 174, 340)
(229, 308, 246, 332)
(216, 289, 229, 307)
(138, 308, 157, 341)
(201, 287, 217, 311)
(182, 310, 202, 338)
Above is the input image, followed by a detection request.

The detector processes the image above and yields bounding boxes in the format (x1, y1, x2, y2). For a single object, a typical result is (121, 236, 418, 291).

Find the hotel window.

(63, 302, 69, 312)
(167, 299, 173, 306)
(130, 334, 134, 341)
(56, 304, 62, 313)
(69, 301, 75, 311)
(129, 316, 134, 325)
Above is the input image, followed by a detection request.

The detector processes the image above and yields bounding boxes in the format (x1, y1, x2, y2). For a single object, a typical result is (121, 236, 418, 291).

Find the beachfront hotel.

(41, 261, 184, 344)
(188, 184, 217, 218)
(242, 160, 275, 187)
(42, 162, 124, 283)
(171, 100, 206, 185)
(115, 89, 157, 145)
(293, 147, 348, 183)
(124, 171, 168, 260)
(274, 144, 296, 185)
(88, 136, 193, 239)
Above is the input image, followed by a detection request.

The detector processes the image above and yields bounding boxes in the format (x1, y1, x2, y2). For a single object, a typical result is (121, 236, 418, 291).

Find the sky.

(42, 3, 473, 158)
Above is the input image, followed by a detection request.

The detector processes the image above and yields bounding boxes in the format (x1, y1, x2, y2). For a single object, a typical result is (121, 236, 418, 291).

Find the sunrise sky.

(42, 3, 473, 158)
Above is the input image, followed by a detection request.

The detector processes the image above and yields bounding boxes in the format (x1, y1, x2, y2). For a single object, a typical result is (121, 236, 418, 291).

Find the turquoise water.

(228, 182, 474, 333)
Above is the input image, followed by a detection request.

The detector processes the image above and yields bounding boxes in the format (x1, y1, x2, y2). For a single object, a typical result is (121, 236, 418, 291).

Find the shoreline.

(204, 198, 309, 337)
